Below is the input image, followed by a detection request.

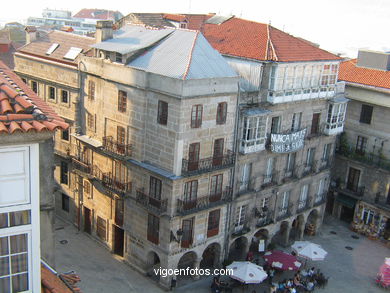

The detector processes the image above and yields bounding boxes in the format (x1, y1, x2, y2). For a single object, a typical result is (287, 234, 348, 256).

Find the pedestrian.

(268, 268, 275, 285)
(170, 276, 176, 291)
(269, 284, 277, 293)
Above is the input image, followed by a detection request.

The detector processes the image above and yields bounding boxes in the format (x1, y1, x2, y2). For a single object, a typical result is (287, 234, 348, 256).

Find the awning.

(71, 134, 102, 148)
(336, 193, 357, 209)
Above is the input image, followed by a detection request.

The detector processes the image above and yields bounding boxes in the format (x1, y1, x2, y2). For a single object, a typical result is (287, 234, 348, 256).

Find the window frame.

(96, 216, 107, 241)
(147, 214, 159, 245)
(61, 193, 70, 212)
(207, 209, 220, 238)
(359, 104, 373, 124)
(191, 105, 203, 128)
(61, 90, 69, 103)
(216, 102, 227, 125)
(117, 90, 127, 113)
(149, 176, 162, 200)
(88, 80, 95, 100)
(48, 86, 56, 100)
(157, 100, 168, 125)
(355, 136, 367, 155)
(30, 81, 38, 94)
(60, 161, 68, 185)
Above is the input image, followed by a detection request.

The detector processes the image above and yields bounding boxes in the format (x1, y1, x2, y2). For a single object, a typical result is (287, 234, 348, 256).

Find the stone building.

(14, 15, 348, 289)
(331, 50, 390, 241)
(120, 13, 348, 262)
(0, 61, 68, 292)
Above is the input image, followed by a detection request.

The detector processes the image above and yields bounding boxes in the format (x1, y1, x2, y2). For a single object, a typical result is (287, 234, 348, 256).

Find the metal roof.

(92, 25, 173, 55)
(128, 27, 237, 80)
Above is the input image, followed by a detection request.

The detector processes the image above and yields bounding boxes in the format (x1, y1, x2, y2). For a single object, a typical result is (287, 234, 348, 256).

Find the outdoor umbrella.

(226, 261, 268, 284)
(263, 250, 301, 271)
(377, 258, 390, 287)
(291, 241, 328, 261)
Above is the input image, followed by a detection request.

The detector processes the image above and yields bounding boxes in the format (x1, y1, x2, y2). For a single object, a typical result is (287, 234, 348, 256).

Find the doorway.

(84, 207, 92, 234)
(113, 225, 124, 256)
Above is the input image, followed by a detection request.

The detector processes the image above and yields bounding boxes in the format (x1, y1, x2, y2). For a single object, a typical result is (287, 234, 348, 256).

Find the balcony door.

(347, 167, 360, 192)
(188, 143, 200, 171)
(181, 218, 194, 248)
(213, 138, 224, 166)
(311, 113, 320, 135)
(210, 174, 223, 202)
(183, 180, 198, 210)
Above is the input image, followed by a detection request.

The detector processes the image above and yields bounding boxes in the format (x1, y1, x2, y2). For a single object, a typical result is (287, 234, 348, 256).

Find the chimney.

(95, 20, 113, 43)
(356, 50, 390, 71)
(25, 26, 37, 44)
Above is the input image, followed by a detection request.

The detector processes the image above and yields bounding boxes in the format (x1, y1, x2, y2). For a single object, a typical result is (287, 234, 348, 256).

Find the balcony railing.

(337, 146, 390, 172)
(101, 172, 132, 195)
(261, 171, 279, 188)
(313, 193, 327, 207)
(297, 198, 312, 213)
(181, 150, 235, 176)
(301, 161, 317, 177)
(71, 157, 91, 175)
(318, 158, 332, 171)
(176, 188, 232, 215)
(276, 206, 292, 221)
(136, 189, 168, 215)
(102, 136, 132, 158)
(232, 220, 251, 237)
(282, 168, 298, 182)
(256, 212, 273, 228)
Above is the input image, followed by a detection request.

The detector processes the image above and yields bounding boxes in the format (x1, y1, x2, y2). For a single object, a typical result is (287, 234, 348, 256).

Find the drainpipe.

(223, 81, 241, 261)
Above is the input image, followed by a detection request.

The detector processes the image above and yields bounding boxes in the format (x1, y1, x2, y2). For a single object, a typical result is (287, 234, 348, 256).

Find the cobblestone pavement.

(55, 216, 389, 293)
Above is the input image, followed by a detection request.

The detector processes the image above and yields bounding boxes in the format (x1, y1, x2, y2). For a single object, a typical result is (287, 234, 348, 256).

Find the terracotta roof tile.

(163, 14, 340, 62)
(18, 31, 95, 66)
(41, 265, 75, 293)
(0, 60, 68, 135)
(338, 59, 390, 89)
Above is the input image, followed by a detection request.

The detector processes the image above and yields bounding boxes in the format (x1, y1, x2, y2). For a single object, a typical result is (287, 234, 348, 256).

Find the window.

(213, 138, 224, 166)
(0, 211, 31, 228)
(361, 208, 374, 225)
(306, 147, 316, 166)
(285, 152, 296, 172)
(347, 167, 360, 192)
(31, 81, 38, 93)
(271, 116, 281, 133)
(239, 163, 251, 192)
(61, 128, 69, 141)
(61, 90, 69, 103)
(181, 218, 194, 248)
(157, 100, 168, 125)
(191, 105, 202, 128)
(118, 90, 127, 113)
(60, 161, 68, 185)
(147, 214, 159, 245)
(84, 181, 91, 195)
(183, 180, 198, 208)
(234, 205, 248, 226)
(149, 177, 162, 200)
(325, 102, 347, 131)
(0, 233, 29, 292)
(299, 185, 309, 208)
(21, 78, 27, 84)
(241, 115, 267, 153)
(87, 113, 94, 130)
(359, 104, 373, 124)
(117, 126, 126, 145)
(311, 113, 321, 135)
(210, 174, 223, 198)
(281, 191, 290, 209)
(96, 216, 107, 241)
(316, 179, 326, 202)
(207, 209, 220, 238)
(264, 157, 275, 183)
(188, 143, 200, 171)
(291, 112, 302, 132)
(323, 143, 332, 161)
(355, 136, 367, 155)
(115, 198, 124, 226)
(216, 102, 227, 125)
(61, 193, 69, 212)
(88, 80, 95, 100)
(260, 197, 270, 209)
(48, 86, 56, 100)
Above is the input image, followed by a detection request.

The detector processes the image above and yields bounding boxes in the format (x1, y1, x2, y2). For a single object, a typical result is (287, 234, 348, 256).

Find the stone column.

(193, 258, 202, 280)
(282, 226, 291, 247)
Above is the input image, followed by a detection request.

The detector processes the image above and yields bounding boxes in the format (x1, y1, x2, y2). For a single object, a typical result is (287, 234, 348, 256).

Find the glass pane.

(0, 276, 10, 293)
(10, 235, 27, 254)
(9, 211, 31, 227)
(0, 214, 8, 228)
(0, 257, 10, 276)
(12, 273, 28, 292)
(11, 254, 28, 274)
(0, 237, 9, 256)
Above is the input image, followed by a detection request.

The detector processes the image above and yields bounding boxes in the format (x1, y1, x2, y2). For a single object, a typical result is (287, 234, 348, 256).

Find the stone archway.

(290, 215, 305, 242)
(177, 251, 199, 281)
(146, 251, 161, 281)
(271, 221, 290, 246)
(252, 229, 269, 252)
(305, 209, 320, 236)
(200, 242, 221, 269)
(228, 236, 248, 261)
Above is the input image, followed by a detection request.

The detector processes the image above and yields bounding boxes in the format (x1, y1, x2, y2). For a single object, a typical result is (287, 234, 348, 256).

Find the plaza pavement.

(54, 216, 389, 293)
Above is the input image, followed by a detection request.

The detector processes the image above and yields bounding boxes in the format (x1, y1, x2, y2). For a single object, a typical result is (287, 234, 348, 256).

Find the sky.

(1, 0, 389, 57)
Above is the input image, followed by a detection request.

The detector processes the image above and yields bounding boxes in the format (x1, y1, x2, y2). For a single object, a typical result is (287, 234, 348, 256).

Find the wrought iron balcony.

(71, 157, 91, 176)
(136, 189, 168, 215)
(256, 212, 273, 228)
(101, 172, 132, 196)
(282, 168, 298, 182)
(313, 193, 327, 207)
(297, 198, 312, 213)
(318, 158, 332, 171)
(261, 171, 279, 188)
(301, 161, 317, 177)
(276, 206, 292, 221)
(231, 220, 251, 237)
(102, 136, 132, 159)
(176, 187, 232, 215)
(181, 150, 235, 176)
